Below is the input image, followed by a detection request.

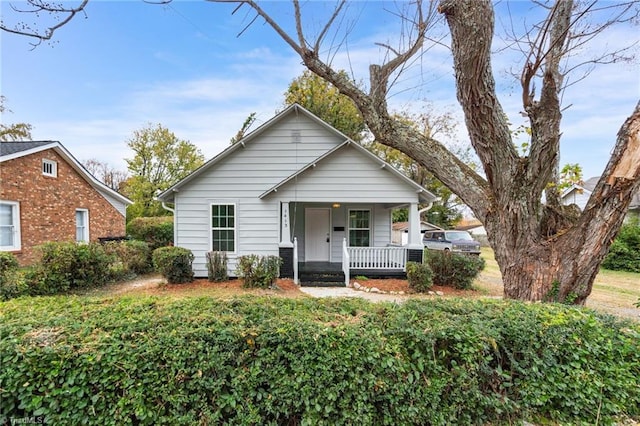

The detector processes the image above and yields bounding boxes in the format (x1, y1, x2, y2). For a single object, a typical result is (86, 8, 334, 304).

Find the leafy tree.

(122, 123, 204, 220)
(0, 96, 32, 141)
(283, 70, 366, 142)
(82, 158, 129, 192)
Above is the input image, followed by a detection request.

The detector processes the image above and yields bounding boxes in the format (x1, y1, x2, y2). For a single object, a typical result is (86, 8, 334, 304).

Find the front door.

(305, 208, 330, 262)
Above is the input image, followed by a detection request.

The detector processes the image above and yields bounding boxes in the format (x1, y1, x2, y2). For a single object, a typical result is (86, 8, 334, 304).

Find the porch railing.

(347, 245, 408, 271)
(342, 238, 350, 287)
(293, 237, 299, 285)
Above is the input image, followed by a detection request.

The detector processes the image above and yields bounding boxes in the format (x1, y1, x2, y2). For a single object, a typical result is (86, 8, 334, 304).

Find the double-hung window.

(76, 209, 89, 243)
(348, 209, 371, 247)
(0, 201, 21, 251)
(211, 203, 235, 252)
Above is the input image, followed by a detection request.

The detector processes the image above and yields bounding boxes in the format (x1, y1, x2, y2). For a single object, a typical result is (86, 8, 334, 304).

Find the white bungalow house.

(157, 104, 436, 285)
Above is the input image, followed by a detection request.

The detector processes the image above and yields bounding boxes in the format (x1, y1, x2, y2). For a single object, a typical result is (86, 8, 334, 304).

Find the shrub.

(602, 219, 640, 272)
(152, 246, 194, 284)
(0, 269, 29, 301)
(126, 216, 174, 251)
(25, 242, 112, 295)
(103, 240, 152, 277)
(0, 297, 637, 425)
(406, 261, 433, 292)
(0, 252, 19, 275)
(236, 254, 282, 288)
(427, 250, 485, 289)
(206, 251, 229, 282)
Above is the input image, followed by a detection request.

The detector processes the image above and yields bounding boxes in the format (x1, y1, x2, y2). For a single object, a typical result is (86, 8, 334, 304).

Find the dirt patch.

(113, 277, 306, 299)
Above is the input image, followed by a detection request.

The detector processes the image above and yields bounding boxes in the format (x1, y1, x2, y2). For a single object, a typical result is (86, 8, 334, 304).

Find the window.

(211, 204, 235, 252)
(0, 201, 21, 251)
(76, 209, 89, 242)
(348, 209, 370, 247)
(42, 159, 57, 177)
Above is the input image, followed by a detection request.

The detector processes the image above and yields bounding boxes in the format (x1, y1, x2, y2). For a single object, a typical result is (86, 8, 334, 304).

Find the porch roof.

(259, 140, 436, 203)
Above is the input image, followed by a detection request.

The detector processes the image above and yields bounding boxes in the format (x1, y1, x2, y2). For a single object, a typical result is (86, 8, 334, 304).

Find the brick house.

(1, 141, 132, 265)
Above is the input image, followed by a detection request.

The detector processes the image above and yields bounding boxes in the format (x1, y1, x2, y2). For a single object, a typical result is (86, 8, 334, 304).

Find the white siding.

(562, 188, 591, 210)
(174, 112, 344, 277)
(267, 145, 421, 203)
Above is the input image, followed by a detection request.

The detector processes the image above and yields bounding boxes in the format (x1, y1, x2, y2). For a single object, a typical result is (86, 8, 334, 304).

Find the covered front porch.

(277, 201, 426, 286)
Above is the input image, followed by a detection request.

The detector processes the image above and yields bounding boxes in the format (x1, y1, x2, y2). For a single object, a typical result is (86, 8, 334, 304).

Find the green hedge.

(1, 297, 637, 425)
(28, 242, 113, 295)
(1, 241, 153, 300)
(126, 216, 174, 251)
(602, 219, 640, 272)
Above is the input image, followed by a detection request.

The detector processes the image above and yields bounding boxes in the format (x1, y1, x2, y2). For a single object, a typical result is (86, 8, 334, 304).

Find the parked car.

(422, 230, 481, 255)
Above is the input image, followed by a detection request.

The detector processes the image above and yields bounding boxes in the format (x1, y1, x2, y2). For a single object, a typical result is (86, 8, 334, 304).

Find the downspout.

(161, 201, 175, 214)
(157, 198, 176, 244)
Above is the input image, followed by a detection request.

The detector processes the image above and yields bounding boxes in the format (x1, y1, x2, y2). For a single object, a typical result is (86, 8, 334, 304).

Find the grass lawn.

(474, 247, 640, 318)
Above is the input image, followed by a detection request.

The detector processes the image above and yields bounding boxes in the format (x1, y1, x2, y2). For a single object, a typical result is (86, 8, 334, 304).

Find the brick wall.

(1, 149, 126, 265)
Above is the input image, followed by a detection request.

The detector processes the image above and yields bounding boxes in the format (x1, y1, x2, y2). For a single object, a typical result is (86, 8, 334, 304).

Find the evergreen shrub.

(0, 252, 27, 301)
(152, 246, 194, 284)
(427, 250, 485, 289)
(26, 242, 112, 295)
(406, 261, 433, 292)
(0, 297, 637, 425)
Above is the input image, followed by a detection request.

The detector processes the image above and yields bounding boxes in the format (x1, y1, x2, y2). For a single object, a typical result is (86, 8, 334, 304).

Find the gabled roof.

(258, 139, 435, 203)
(158, 103, 352, 201)
(1, 140, 132, 206)
(158, 103, 436, 203)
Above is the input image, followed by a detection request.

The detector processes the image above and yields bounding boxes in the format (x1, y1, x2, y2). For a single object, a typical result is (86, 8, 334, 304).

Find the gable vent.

(291, 130, 301, 143)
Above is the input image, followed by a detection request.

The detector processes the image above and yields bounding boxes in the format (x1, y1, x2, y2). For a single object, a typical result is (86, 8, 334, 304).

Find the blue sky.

(1, 1, 638, 180)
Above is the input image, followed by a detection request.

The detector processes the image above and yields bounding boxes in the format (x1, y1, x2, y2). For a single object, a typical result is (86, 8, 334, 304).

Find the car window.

(445, 231, 474, 241)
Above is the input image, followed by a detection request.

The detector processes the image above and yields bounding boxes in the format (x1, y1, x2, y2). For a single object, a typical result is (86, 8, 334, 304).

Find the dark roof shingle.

(0, 141, 57, 157)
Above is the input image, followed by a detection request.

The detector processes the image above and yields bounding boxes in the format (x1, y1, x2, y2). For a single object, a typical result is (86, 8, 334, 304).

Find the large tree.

(4, 1, 639, 303)
(220, 0, 639, 304)
(122, 123, 204, 220)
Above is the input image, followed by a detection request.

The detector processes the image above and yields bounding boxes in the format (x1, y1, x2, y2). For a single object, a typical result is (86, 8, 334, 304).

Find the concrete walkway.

(299, 286, 408, 303)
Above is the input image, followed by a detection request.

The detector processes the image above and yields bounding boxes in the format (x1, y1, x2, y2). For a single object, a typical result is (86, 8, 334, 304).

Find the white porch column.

(279, 201, 293, 247)
(407, 202, 423, 249)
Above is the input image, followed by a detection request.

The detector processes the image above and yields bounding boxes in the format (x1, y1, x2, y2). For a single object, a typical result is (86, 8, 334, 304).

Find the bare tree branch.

(1, 0, 89, 47)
